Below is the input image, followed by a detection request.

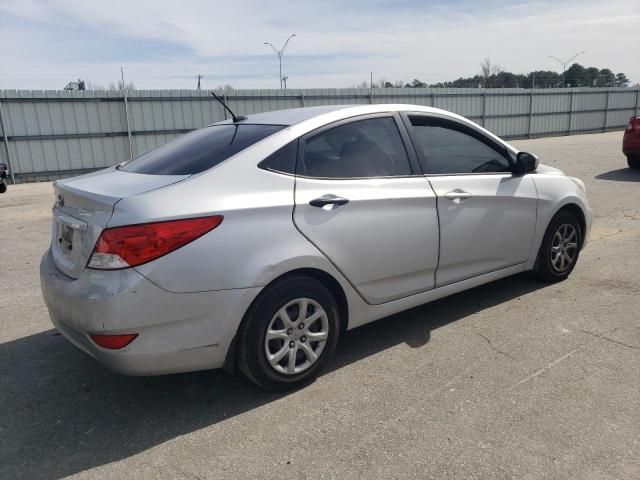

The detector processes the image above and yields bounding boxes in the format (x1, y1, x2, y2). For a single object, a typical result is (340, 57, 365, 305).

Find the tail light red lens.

(88, 215, 223, 270)
(90, 333, 138, 349)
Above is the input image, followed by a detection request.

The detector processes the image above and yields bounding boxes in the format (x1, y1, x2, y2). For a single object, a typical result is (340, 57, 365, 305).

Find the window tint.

(258, 140, 298, 174)
(300, 117, 412, 178)
(119, 124, 285, 175)
(409, 117, 511, 174)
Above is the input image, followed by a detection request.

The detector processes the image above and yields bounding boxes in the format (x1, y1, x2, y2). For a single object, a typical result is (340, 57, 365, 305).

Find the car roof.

(238, 105, 355, 125)
(217, 104, 444, 126)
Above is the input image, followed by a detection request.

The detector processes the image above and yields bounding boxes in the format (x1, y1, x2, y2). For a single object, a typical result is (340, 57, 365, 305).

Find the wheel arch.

(223, 267, 349, 373)
(553, 202, 587, 249)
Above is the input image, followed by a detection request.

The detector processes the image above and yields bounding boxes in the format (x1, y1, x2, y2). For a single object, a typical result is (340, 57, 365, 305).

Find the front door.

(404, 114, 538, 286)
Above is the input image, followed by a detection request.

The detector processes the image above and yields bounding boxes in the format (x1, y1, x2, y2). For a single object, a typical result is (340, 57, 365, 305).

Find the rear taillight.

(627, 116, 640, 133)
(90, 333, 138, 349)
(88, 215, 223, 270)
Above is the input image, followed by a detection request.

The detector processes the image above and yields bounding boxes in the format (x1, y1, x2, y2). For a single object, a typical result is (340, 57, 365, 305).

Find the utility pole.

(120, 66, 133, 159)
(264, 34, 296, 90)
(196, 74, 203, 91)
(369, 72, 374, 104)
(282, 76, 288, 90)
(547, 51, 586, 87)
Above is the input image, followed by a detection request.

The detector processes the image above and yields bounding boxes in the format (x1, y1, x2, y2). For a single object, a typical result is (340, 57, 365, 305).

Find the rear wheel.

(627, 156, 640, 169)
(236, 275, 340, 391)
(534, 210, 582, 282)
(0, 180, 6, 194)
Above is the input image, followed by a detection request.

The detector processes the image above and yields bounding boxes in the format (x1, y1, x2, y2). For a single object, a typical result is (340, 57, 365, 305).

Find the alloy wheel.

(550, 223, 578, 273)
(264, 298, 329, 375)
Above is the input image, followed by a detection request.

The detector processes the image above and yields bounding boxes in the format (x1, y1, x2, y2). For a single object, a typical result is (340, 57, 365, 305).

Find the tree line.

(361, 59, 632, 89)
(67, 59, 633, 91)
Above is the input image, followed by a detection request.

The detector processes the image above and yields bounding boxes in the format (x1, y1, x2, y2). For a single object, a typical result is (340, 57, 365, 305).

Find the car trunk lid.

(50, 168, 188, 278)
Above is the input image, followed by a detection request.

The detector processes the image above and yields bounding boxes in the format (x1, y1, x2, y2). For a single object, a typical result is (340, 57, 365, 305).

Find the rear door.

(293, 113, 439, 305)
(403, 114, 538, 286)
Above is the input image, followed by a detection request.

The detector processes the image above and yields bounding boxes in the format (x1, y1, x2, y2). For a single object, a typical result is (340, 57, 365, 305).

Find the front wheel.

(236, 276, 340, 391)
(627, 156, 640, 169)
(533, 210, 582, 282)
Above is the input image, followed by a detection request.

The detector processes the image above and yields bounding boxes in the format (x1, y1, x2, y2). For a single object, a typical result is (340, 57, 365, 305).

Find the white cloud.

(0, 0, 638, 89)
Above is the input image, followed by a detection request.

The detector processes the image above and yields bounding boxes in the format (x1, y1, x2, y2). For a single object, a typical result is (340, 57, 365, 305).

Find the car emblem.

(56, 194, 64, 207)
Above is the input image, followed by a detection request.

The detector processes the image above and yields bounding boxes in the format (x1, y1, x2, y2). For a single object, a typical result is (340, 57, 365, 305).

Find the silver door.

(428, 174, 537, 286)
(293, 115, 439, 305)
(404, 113, 538, 286)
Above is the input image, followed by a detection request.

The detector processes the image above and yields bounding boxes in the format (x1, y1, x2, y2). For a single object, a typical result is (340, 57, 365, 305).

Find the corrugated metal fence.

(1, 87, 638, 183)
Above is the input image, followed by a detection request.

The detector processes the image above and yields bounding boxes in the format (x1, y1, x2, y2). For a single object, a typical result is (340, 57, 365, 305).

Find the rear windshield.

(119, 124, 285, 175)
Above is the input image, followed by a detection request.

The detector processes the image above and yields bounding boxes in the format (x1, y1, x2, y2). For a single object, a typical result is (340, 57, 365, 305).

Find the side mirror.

(514, 152, 539, 174)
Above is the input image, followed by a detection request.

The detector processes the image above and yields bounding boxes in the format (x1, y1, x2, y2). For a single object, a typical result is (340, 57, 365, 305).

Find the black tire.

(533, 210, 582, 282)
(236, 275, 340, 391)
(627, 156, 640, 169)
(0, 180, 6, 194)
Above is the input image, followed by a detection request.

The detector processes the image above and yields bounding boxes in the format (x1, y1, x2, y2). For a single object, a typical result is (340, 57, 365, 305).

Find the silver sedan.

(40, 104, 592, 390)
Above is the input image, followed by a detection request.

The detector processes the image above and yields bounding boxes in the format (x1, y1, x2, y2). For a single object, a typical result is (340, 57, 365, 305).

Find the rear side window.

(258, 140, 298, 174)
(300, 117, 412, 178)
(119, 124, 285, 175)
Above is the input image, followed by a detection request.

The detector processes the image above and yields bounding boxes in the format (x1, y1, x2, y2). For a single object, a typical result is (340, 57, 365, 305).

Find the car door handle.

(444, 190, 472, 202)
(309, 195, 350, 208)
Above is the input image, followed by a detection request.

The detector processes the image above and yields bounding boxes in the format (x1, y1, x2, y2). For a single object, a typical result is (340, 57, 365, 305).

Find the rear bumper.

(40, 250, 261, 375)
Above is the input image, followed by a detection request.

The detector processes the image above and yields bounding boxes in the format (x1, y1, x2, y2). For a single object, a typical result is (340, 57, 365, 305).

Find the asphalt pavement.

(1, 131, 639, 479)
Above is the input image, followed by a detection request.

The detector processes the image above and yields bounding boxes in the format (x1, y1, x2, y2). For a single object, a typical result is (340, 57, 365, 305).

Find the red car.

(623, 115, 640, 168)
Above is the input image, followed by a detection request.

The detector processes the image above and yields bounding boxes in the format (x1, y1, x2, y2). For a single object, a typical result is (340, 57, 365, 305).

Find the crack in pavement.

(330, 327, 624, 466)
(578, 329, 640, 350)
(493, 327, 621, 399)
(476, 332, 518, 361)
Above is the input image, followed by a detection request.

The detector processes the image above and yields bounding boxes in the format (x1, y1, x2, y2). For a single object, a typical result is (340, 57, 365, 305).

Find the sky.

(0, 0, 638, 90)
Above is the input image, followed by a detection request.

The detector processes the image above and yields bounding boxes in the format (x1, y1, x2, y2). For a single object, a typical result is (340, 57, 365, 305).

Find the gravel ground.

(1, 131, 639, 480)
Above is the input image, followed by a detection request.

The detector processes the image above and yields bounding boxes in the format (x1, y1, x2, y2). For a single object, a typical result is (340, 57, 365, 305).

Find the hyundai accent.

(40, 104, 592, 390)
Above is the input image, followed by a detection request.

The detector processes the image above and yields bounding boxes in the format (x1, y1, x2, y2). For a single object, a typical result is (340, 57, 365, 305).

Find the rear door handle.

(309, 194, 350, 208)
(444, 190, 472, 203)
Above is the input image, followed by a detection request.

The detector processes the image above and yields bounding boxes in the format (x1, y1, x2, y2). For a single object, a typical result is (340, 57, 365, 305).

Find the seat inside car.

(339, 139, 391, 177)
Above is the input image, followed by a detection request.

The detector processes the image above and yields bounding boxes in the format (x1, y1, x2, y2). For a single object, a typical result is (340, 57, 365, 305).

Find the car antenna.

(211, 91, 246, 122)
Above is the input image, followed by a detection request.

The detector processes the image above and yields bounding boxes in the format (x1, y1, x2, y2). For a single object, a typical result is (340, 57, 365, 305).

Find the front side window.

(300, 117, 412, 178)
(409, 117, 511, 174)
(120, 124, 285, 175)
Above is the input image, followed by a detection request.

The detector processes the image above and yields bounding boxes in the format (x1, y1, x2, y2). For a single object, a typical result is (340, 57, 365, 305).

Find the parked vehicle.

(0, 163, 8, 193)
(623, 115, 640, 168)
(40, 104, 592, 390)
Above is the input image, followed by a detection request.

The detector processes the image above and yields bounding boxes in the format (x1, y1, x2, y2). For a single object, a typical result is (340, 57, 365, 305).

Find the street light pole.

(547, 51, 586, 87)
(264, 34, 296, 90)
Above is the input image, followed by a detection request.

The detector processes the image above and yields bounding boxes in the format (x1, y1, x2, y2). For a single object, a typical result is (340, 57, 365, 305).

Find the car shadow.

(1, 273, 546, 480)
(595, 168, 640, 182)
